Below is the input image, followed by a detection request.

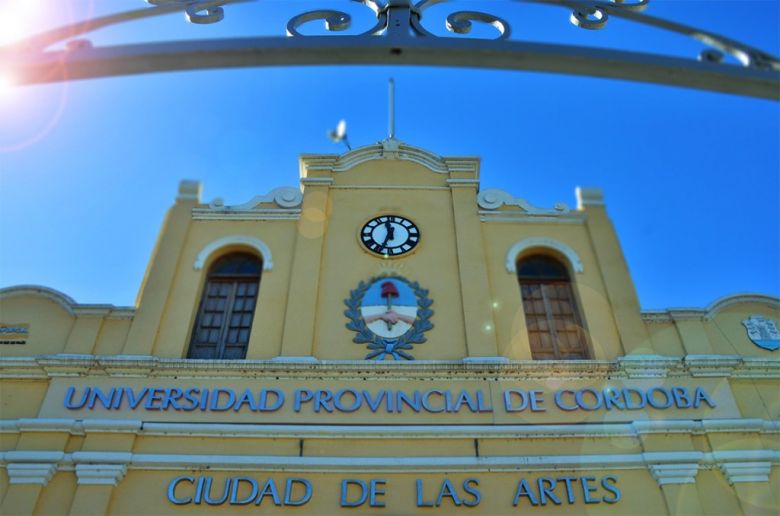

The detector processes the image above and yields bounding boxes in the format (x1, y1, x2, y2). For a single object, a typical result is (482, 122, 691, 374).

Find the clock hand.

(379, 221, 395, 250)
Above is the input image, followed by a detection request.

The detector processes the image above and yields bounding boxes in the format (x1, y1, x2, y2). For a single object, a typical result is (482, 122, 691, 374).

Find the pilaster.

(577, 187, 649, 354)
(279, 176, 332, 358)
(649, 463, 704, 514)
(69, 464, 127, 515)
(448, 177, 501, 359)
(123, 181, 200, 355)
(720, 462, 775, 516)
(1, 463, 56, 515)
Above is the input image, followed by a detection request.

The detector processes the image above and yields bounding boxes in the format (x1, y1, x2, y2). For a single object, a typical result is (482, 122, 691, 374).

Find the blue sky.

(0, 1, 778, 309)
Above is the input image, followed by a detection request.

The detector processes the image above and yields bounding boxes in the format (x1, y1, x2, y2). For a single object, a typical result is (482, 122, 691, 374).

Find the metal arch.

(1, 0, 778, 100)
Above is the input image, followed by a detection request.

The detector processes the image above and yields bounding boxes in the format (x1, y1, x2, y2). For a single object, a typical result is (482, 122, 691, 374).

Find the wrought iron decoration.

(0, 0, 778, 99)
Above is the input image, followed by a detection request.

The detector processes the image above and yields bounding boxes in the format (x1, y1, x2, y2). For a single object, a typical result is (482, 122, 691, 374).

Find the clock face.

(360, 215, 420, 257)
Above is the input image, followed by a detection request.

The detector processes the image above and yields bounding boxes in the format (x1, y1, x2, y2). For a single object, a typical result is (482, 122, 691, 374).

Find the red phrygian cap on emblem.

(380, 281, 399, 299)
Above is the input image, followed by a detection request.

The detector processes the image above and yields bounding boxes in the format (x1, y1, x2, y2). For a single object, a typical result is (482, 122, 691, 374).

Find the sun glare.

(0, 1, 45, 46)
(0, 73, 15, 98)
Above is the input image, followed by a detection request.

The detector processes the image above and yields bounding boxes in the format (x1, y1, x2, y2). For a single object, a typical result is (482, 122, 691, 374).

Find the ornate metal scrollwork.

(286, 10, 352, 37)
(145, 0, 229, 24)
(1, 0, 777, 99)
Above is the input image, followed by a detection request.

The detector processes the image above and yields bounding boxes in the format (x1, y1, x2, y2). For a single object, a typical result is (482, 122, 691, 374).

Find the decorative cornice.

(75, 463, 127, 486)
(1, 354, 777, 380)
(477, 188, 570, 214)
(649, 463, 700, 485)
(0, 286, 135, 318)
(2, 418, 777, 440)
(642, 293, 780, 322)
(6, 463, 57, 485)
(0, 448, 777, 477)
(300, 142, 479, 176)
(719, 461, 772, 484)
(191, 186, 303, 221)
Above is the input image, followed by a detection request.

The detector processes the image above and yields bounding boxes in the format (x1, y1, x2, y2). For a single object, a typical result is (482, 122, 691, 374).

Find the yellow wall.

(1, 144, 778, 514)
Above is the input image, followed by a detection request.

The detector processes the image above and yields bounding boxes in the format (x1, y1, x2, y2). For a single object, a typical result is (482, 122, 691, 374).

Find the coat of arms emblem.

(344, 275, 433, 360)
(741, 315, 780, 351)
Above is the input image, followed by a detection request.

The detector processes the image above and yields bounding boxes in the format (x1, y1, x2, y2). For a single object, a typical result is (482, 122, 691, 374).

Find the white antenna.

(388, 78, 395, 140)
(327, 119, 351, 150)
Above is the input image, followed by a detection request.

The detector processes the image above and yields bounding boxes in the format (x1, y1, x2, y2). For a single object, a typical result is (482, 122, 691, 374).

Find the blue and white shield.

(742, 315, 780, 351)
(344, 275, 433, 360)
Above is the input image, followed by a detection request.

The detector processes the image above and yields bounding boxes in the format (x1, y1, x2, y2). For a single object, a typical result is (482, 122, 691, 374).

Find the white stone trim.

(76, 463, 127, 486)
(505, 238, 584, 274)
(1, 449, 776, 476)
(6, 463, 57, 485)
(642, 293, 780, 322)
(649, 463, 700, 485)
(0, 286, 134, 317)
(193, 236, 273, 271)
(2, 354, 778, 380)
(271, 355, 319, 363)
(719, 461, 772, 484)
(2, 418, 778, 440)
(300, 142, 479, 175)
(477, 188, 570, 214)
(462, 356, 510, 364)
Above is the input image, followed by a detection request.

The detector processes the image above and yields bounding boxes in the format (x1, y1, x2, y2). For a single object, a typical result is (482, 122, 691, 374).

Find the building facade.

(1, 139, 778, 514)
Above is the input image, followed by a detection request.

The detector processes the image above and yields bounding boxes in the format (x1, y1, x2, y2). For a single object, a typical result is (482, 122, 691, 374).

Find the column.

(1, 463, 56, 515)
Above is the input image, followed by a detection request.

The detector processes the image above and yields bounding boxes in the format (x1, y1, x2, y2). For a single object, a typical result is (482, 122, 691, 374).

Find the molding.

(300, 142, 479, 176)
(1, 449, 777, 476)
(462, 356, 510, 364)
(477, 188, 570, 214)
(505, 238, 584, 274)
(1, 354, 779, 380)
(617, 355, 685, 378)
(649, 463, 700, 485)
(329, 185, 449, 191)
(75, 463, 127, 486)
(719, 461, 772, 484)
(705, 293, 780, 320)
(192, 209, 300, 221)
(208, 187, 303, 210)
(299, 177, 335, 186)
(271, 355, 319, 363)
(642, 293, 780, 322)
(479, 212, 585, 224)
(0, 285, 135, 318)
(2, 419, 779, 440)
(193, 235, 273, 271)
(445, 178, 480, 188)
(6, 463, 57, 485)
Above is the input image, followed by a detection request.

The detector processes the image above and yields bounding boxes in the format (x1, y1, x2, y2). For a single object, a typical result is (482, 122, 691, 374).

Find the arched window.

(517, 254, 589, 359)
(188, 252, 262, 359)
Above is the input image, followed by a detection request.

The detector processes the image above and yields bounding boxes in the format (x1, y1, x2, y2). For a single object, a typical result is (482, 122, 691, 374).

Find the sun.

(0, 2, 46, 46)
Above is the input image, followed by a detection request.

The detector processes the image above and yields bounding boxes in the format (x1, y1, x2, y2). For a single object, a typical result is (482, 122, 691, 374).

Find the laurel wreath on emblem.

(344, 275, 434, 360)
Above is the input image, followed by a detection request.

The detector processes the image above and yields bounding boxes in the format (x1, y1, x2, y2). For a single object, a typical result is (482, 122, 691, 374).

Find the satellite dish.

(327, 119, 351, 150)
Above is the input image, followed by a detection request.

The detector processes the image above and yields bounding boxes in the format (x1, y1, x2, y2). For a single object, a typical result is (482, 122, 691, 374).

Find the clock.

(360, 215, 420, 257)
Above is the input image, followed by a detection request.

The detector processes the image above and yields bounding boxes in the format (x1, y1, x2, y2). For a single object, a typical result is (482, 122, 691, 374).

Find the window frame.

(517, 253, 591, 360)
(187, 252, 262, 360)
